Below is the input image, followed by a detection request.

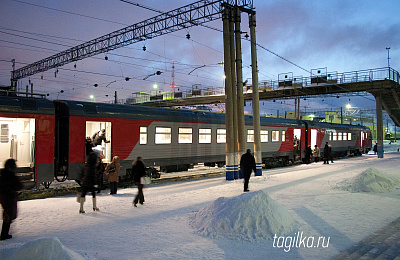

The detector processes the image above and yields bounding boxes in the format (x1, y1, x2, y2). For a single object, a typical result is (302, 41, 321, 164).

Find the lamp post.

(386, 47, 391, 68)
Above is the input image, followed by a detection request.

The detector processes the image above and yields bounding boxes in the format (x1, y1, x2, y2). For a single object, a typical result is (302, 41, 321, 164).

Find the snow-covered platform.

(332, 216, 400, 259)
(1, 151, 400, 259)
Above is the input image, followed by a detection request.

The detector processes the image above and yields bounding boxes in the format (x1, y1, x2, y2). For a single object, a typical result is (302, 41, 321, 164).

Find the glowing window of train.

(139, 127, 147, 144)
(247, 129, 254, 143)
(343, 132, 347, 141)
(155, 127, 171, 144)
(272, 130, 279, 142)
(260, 130, 268, 142)
(348, 133, 352, 140)
(332, 132, 337, 141)
(282, 130, 286, 142)
(179, 128, 192, 144)
(217, 129, 226, 143)
(199, 128, 211, 143)
(329, 132, 332, 141)
(1, 124, 9, 143)
(338, 132, 342, 141)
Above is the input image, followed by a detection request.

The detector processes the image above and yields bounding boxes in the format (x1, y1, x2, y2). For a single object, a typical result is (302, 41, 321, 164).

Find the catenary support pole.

(249, 12, 262, 176)
(235, 7, 245, 179)
(223, 7, 235, 180)
(375, 92, 384, 158)
(229, 9, 238, 179)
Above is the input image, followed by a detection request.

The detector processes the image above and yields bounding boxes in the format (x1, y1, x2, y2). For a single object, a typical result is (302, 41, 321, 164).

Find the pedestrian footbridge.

(140, 67, 400, 127)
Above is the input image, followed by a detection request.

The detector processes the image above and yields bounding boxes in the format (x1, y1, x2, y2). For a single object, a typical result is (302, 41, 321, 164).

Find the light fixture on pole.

(386, 47, 391, 68)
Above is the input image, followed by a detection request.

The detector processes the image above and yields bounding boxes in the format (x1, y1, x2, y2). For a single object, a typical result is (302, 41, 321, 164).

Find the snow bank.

(336, 167, 400, 193)
(191, 190, 297, 241)
(7, 237, 86, 260)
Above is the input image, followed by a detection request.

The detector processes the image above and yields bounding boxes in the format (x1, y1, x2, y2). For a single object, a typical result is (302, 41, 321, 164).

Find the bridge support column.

(223, 7, 235, 180)
(249, 12, 262, 176)
(235, 7, 245, 179)
(375, 92, 384, 158)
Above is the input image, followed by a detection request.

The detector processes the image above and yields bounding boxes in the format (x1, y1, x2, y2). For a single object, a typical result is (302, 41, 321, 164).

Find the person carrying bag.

(132, 157, 147, 207)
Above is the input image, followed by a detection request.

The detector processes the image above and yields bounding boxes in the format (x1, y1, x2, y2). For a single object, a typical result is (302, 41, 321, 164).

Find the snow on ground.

(1, 145, 400, 259)
(191, 190, 297, 241)
(335, 167, 400, 193)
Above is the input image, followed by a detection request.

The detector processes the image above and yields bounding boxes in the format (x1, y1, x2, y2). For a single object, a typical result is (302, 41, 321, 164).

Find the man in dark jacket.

(323, 142, 330, 164)
(92, 129, 110, 146)
(240, 149, 256, 192)
(0, 159, 22, 240)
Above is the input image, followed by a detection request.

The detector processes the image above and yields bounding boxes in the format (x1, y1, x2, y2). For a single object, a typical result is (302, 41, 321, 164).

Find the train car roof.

(0, 96, 55, 115)
(58, 100, 370, 131)
(58, 100, 226, 123)
(306, 120, 370, 131)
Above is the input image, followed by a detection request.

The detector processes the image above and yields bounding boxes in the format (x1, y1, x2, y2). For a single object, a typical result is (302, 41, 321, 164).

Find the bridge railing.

(127, 67, 399, 105)
(274, 67, 399, 90)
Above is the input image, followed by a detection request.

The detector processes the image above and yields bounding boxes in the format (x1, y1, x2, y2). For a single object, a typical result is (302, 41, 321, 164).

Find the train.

(0, 95, 372, 188)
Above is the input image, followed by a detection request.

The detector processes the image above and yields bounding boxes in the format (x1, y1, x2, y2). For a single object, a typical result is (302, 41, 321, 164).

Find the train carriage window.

(272, 130, 279, 142)
(329, 132, 332, 141)
(217, 129, 226, 143)
(247, 130, 254, 143)
(199, 128, 211, 144)
(333, 132, 337, 141)
(343, 132, 347, 141)
(140, 127, 147, 144)
(155, 127, 171, 144)
(338, 132, 342, 141)
(282, 130, 286, 142)
(260, 130, 268, 142)
(348, 133, 352, 140)
(1, 124, 9, 143)
(179, 128, 192, 144)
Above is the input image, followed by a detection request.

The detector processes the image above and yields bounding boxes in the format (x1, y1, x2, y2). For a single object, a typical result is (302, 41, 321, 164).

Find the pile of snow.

(191, 190, 297, 241)
(6, 237, 86, 260)
(336, 167, 400, 193)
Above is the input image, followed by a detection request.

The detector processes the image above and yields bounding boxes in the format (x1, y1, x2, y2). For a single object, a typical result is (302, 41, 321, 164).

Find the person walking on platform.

(323, 142, 330, 164)
(132, 157, 146, 207)
(0, 159, 22, 240)
(313, 145, 320, 163)
(96, 153, 105, 193)
(79, 152, 99, 213)
(329, 143, 334, 163)
(240, 149, 256, 192)
(105, 156, 120, 195)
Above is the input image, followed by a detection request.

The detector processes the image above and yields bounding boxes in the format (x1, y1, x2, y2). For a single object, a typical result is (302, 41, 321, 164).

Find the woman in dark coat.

(79, 152, 99, 213)
(0, 159, 22, 240)
(132, 157, 146, 207)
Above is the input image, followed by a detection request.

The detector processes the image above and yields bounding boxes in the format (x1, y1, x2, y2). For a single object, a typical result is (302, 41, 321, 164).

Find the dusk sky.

(0, 0, 399, 124)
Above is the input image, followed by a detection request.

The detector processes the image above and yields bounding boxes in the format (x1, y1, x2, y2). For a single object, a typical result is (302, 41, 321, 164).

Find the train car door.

(0, 117, 35, 168)
(293, 128, 301, 160)
(311, 129, 317, 148)
(86, 121, 112, 163)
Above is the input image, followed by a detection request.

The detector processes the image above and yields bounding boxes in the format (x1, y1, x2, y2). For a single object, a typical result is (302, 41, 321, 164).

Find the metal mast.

(11, 0, 253, 82)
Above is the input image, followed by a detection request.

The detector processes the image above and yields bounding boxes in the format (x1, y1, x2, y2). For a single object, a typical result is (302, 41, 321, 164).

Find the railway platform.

(332, 216, 400, 260)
